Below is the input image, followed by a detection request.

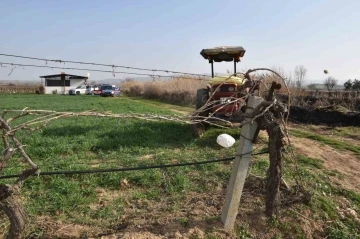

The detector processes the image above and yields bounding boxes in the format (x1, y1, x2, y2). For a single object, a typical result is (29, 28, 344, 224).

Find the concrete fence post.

(221, 96, 264, 231)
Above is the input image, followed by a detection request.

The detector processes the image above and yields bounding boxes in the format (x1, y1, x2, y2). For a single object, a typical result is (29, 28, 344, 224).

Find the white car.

(69, 85, 87, 95)
(85, 85, 95, 95)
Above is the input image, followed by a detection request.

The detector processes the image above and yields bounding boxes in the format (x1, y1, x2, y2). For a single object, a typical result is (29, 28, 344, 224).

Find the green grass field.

(0, 94, 251, 237)
(1, 94, 360, 238)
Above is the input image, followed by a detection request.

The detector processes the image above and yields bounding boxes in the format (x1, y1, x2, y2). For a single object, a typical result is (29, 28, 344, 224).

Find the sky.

(0, 0, 359, 85)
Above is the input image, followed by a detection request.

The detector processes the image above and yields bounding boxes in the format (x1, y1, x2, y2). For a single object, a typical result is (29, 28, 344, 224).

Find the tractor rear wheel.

(190, 123, 206, 138)
(196, 88, 210, 116)
(192, 88, 210, 137)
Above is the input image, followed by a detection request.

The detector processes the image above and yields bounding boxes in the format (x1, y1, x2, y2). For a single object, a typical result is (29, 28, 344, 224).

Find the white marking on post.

(221, 96, 264, 231)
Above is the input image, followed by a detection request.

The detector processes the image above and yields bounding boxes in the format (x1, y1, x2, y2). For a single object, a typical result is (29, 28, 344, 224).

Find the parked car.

(113, 86, 120, 95)
(85, 85, 95, 95)
(92, 85, 102, 95)
(69, 85, 87, 95)
(100, 84, 120, 97)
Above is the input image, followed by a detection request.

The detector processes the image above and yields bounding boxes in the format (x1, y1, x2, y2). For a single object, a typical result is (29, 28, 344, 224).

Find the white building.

(40, 72, 88, 94)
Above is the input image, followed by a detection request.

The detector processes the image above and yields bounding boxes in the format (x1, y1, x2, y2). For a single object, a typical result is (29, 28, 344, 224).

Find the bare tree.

(294, 65, 307, 89)
(286, 71, 295, 89)
(324, 76, 338, 91)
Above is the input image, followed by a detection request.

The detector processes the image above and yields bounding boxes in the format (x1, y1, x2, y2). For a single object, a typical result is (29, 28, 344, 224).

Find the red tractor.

(192, 46, 255, 136)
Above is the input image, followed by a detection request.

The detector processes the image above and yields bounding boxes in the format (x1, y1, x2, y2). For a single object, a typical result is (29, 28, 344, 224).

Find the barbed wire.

(0, 53, 210, 77)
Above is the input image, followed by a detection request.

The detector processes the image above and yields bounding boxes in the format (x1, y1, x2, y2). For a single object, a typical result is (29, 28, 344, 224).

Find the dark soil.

(289, 105, 360, 126)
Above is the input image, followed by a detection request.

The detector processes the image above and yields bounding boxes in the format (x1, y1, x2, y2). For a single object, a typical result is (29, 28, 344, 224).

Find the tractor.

(191, 46, 256, 136)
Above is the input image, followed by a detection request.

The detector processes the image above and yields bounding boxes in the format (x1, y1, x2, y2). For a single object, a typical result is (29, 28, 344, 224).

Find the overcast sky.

(0, 0, 359, 84)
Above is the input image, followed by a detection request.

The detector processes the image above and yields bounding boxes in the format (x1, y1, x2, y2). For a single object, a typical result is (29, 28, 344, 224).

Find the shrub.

(121, 79, 144, 96)
(129, 84, 143, 96)
(39, 86, 45, 94)
(121, 76, 207, 105)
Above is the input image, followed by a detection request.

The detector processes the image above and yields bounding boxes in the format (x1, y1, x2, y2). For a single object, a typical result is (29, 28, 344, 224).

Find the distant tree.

(344, 79, 353, 90)
(324, 76, 338, 91)
(294, 65, 307, 89)
(353, 79, 360, 90)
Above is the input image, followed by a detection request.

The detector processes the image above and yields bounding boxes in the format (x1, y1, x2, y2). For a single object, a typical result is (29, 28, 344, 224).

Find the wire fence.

(0, 53, 210, 78)
(0, 150, 269, 180)
(0, 62, 174, 78)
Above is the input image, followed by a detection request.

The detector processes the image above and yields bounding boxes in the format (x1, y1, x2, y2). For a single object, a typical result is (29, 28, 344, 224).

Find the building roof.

(39, 73, 88, 79)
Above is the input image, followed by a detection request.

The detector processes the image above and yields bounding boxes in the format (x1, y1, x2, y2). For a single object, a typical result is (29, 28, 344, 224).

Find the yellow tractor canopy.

(200, 46, 246, 78)
(200, 46, 246, 62)
(207, 75, 246, 86)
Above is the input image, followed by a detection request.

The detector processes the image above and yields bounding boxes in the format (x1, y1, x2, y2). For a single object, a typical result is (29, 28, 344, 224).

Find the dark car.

(100, 84, 120, 97)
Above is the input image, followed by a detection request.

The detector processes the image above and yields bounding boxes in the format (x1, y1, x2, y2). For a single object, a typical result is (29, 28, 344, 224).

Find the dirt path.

(289, 123, 360, 145)
(291, 136, 360, 192)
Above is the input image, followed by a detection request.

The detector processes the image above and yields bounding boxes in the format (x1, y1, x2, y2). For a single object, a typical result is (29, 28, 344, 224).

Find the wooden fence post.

(221, 96, 264, 231)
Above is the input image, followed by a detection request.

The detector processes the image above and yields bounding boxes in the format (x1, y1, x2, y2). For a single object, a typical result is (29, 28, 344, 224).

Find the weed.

(270, 218, 306, 239)
(205, 235, 222, 239)
(178, 217, 189, 227)
(252, 158, 270, 174)
(235, 224, 251, 239)
(297, 155, 323, 169)
(324, 220, 359, 239)
(311, 195, 338, 220)
(332, 127, 360, 140)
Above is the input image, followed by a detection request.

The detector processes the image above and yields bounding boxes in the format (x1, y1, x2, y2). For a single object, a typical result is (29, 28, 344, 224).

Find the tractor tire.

(190, 123, 206, 138)
(192, 88, 210, 138)
(196, 88, 210, 116)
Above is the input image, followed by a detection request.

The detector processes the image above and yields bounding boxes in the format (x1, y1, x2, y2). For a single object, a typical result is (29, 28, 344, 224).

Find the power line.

(0, 62, 172, 78)
(0, 151, 268, 180)
(0, 53, 210, 77)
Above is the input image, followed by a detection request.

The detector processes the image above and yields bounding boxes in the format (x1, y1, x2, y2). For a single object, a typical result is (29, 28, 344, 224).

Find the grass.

(290, 129, 360, 155)
(331, 126, 360, 140)
(0, 94, 175, 114)
(297, 155, 323, 169)
(0, 94, 244, 236)
(280, 152, 360, 238)
(1, 94, 360, 238)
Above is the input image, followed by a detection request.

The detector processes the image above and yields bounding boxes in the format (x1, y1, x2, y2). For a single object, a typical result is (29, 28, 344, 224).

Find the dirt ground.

(290, 136, 360, 192)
